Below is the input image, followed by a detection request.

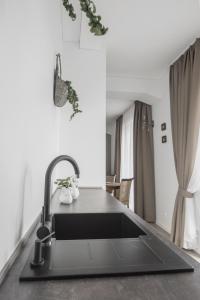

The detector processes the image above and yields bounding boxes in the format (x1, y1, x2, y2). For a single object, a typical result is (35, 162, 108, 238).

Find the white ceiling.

(106, 91, 158, 122)
(106, 98, 133, 124)
(101, 0, 200, 122)
(96, 0, 200, 77)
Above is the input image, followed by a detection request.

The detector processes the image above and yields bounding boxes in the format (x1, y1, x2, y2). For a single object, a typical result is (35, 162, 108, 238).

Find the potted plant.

(54, 176, 80, 204)
(54, 177, 73, 204)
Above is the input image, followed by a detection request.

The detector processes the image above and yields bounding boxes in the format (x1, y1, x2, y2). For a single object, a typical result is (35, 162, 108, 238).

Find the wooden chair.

(106, 175, 116, 183)
(106, 175, 116, 193)
(118, 178, 133, 207)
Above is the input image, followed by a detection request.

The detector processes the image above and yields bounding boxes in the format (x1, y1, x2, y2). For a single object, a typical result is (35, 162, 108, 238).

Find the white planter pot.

(59, 187, 73, 205)
(70, 185, 80, 200)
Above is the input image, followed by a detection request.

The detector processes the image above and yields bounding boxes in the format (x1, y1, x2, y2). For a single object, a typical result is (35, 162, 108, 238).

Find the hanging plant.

(62, 0, 108, 36)
(66, 81, 82, 120)
(54, 54, 82, 120)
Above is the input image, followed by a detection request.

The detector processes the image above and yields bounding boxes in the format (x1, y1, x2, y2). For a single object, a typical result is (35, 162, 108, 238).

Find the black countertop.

(51, 188, 127, 213)
(0, 188, 200, 300)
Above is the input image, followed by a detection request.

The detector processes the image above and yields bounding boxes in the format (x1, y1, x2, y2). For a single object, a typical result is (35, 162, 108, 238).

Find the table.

(106, 182, 121, 194)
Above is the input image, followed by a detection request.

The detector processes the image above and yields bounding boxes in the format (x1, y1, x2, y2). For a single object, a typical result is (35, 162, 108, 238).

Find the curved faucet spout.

(44, 155, 80, 222)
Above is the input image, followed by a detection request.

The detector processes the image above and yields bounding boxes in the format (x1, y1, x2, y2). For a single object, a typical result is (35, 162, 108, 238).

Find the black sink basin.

(52, 213, 146, 240)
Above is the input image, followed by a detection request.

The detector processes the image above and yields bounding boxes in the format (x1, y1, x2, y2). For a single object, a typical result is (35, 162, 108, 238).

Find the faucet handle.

(40, 231, 55, 243)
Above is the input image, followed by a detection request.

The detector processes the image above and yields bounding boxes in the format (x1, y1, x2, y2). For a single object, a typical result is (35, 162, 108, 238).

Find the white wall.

(0, 0, 62, 273)
(107, 74, 178, 233)
(0, 0, 107, 275)
(58, 42, 106, 188)
(153, 74, 178, 233)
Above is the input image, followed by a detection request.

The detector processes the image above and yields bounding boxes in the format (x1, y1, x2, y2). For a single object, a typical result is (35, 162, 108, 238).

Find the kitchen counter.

(51, 188, 125, 214)
(0, 188, 200, 300)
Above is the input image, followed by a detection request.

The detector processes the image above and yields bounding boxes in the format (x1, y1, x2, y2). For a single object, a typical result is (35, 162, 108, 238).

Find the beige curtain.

(133, 101, 156, 222)
(114, 115, 123, 182)
(170, 39, 200, 247)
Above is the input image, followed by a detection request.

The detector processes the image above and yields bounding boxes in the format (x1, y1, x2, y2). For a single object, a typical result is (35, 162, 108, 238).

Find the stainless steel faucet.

(44, 155, 80, 222)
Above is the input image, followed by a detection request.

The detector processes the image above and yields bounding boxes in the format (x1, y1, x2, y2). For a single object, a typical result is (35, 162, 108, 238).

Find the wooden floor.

(0, 223, 200, 300)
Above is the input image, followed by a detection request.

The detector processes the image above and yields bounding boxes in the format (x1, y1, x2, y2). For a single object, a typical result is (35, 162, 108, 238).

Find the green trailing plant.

(79, 0, 108, 36)
(62, 0, 76, 20)
(62, 0, 108, 36)
(55, 177, 72, 189)
(66, 81, 82, 120)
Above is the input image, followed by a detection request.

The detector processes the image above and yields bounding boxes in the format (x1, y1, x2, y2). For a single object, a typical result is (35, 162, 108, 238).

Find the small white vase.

(70, 184, 80, 200)
(59, 187, 73, 205)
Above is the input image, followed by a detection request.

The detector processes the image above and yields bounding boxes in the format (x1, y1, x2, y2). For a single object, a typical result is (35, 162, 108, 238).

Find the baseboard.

(155, 222, 171, 236)
(0, 214, 40, 286)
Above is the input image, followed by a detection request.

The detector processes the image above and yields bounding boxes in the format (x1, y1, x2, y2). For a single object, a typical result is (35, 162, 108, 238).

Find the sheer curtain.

(183, 129, 200, 252)
(120, 105, 134, 210)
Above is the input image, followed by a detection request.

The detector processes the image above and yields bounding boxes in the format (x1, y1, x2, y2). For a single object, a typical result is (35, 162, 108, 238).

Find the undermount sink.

(52, 212, 146, 240)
